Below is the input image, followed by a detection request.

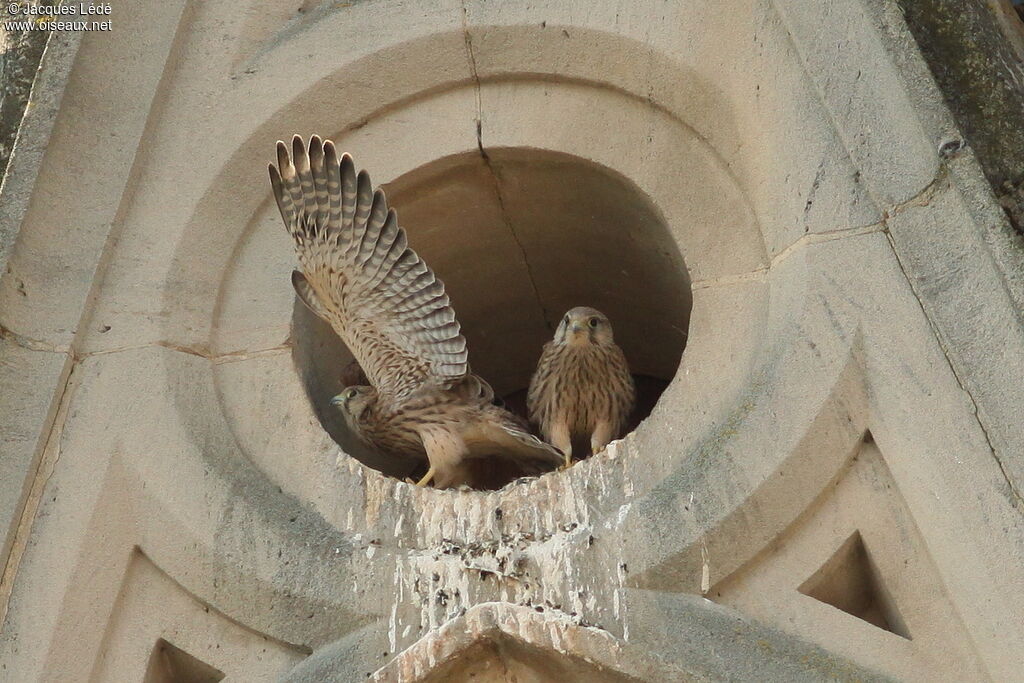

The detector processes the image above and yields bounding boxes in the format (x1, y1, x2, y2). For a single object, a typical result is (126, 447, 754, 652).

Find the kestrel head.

(330, 385, 377, 427)
(554, 306, 615, 347)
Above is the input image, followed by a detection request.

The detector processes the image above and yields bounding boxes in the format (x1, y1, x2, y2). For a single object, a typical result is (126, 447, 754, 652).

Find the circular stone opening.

(293, 148, 691, 486)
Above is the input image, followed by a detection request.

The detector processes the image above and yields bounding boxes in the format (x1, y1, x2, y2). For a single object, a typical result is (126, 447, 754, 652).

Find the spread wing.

(269, 135, 468, 402)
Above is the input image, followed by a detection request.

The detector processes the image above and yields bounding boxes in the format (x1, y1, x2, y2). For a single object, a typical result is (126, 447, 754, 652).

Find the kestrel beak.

(329, 394, 345, 407)
(570, 321, 584, 333)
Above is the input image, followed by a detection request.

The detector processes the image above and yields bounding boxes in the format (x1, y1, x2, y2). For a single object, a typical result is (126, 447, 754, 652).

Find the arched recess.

(293, 147, 691, 479)
(208, 74, 768, 498)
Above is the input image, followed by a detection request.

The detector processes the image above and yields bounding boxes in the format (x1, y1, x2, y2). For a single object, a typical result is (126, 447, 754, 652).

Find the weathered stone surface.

(1, 0, 1023, 680)
(0, 18, 79, 278)
(896, 0, 1024, 197)
(0, 0, 188, 347)
(0, 2, 51, 182)
(886, 164, 1024, 495)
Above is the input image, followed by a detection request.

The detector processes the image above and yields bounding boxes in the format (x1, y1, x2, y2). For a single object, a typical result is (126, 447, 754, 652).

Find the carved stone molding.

(1, 0, 1022, 680)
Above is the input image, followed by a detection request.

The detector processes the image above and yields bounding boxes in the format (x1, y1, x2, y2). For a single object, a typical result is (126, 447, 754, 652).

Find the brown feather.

(270, 135, 468, 404)
(528, 307, 636, 460)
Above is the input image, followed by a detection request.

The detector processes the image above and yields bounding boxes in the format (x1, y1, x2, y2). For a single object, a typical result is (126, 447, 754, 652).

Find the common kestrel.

(270, 135, 562, 488)
(527, 307, 636, 467)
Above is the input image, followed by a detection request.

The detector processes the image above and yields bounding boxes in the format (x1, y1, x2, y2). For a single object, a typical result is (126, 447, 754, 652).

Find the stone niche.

(1, 0, 1024, 682)
(293, 147, 692, 482)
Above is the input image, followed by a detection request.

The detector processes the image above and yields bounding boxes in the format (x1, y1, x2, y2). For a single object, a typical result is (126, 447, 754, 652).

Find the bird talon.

(414, 466, 436, 487)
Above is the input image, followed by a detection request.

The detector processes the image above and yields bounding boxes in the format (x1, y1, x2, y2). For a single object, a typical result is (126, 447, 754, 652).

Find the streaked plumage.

(527, 307, 636, 466)
(331, 377, 552, 487)
(270, 135, 562, 488)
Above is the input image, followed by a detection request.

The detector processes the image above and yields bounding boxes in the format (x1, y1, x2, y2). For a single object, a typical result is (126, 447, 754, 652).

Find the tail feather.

(464, 407, 564, 469)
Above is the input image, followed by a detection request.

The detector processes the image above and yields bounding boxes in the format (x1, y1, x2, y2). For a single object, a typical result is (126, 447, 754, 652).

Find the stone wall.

(896, 0, 1024, 234)
(1, 1, 1023, 681)
(0, 2, 52, 179)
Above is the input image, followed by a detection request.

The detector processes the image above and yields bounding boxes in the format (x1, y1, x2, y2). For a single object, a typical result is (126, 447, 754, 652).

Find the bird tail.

(468, 407, 565, 470)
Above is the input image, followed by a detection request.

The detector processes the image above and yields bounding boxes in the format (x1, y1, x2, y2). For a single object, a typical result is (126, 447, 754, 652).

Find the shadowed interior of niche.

(293, 148, 691, 488)
(798, 531, 911, 639)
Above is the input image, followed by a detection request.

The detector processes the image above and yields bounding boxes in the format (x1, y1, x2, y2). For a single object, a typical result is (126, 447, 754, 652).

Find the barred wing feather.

(269, 135, 469, 402)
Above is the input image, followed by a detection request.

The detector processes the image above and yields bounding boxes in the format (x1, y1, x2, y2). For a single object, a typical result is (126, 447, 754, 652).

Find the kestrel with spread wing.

(527, 307, 636, 467)
(269, 135, 562, 488)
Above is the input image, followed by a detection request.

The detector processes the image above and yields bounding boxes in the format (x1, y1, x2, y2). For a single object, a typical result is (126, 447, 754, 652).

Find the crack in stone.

(770, 222, 889, 270)
(479, 158, 553, 331)
(883, 230, 1024, 509)
(770, 0, 1007, 486)
(0, 323, 68, 354)
(0, 323, 292, 363)
(0, 331, 290, 621)
(871, 159, 1024, 508)
(210, 343, 293, 364)
(0, 357, 77, 628)
(460, 2, 483, 156)
(691, 222, 893, 292)
(460, 2, 552, 331)
(882, 163, 949, 218)
(686, 151, 1022, 507)
(691, 173, 949, 294)
(82, 340, 292, 363)
(690, 270, 768, 291)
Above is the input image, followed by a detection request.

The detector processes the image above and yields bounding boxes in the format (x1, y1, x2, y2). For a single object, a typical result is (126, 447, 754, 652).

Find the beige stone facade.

(1, 0, 1023, 680)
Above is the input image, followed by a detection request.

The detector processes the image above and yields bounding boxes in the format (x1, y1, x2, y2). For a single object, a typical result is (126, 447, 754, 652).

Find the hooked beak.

(330, 394, 345, 407)
(570, 321, 584, 333)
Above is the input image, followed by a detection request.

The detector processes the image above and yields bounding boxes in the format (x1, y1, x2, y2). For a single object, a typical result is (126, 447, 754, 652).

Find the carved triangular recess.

(797, 531, 909, 638)
(144, 639, 225, 683)
(709, 439, 988, 680)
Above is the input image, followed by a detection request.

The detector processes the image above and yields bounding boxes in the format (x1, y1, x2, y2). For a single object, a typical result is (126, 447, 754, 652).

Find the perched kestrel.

(527, 307, 636, 467)
(270, 135, 562, 488)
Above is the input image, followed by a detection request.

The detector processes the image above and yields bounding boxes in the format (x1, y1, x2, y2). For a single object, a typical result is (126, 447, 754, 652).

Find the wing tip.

(324, 139, 339, 167)
(291, 135, 308, 170)
(309, 135, 325, 166)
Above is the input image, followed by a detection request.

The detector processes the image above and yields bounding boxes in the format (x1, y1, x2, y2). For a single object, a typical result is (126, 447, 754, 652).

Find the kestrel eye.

(563, 315, 570, 325)
(347, 389, 358, 399)
(588, 317, 599, 328)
